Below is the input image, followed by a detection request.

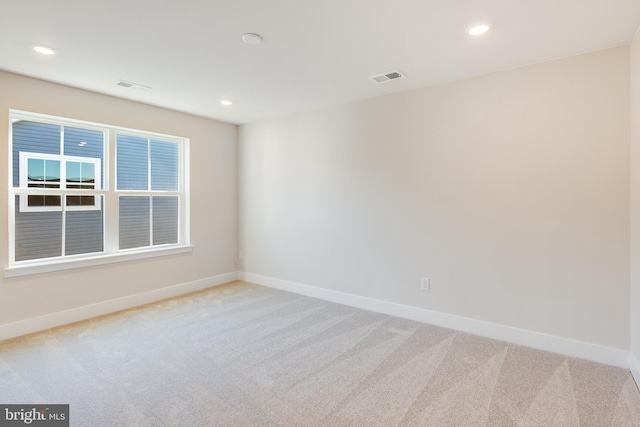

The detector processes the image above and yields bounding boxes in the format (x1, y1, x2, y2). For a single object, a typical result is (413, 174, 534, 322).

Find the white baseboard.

(631, 352, 640, 390)
(239, 272, 629, 369)
(0, 271, 238, 342)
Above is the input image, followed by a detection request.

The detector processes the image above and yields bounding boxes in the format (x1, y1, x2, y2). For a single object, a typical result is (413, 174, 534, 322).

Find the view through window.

(8, 111, 189, 268)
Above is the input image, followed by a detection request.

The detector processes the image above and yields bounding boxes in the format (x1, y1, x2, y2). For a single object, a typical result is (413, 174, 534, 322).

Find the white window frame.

(6, 110, 192, 278)
(19, 152, 102, 212)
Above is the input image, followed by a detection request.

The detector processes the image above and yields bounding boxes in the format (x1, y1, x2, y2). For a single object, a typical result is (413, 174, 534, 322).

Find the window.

(19, 152, 101, 212)
(7, 111, 190, 275)
(116, 134, 180, 250)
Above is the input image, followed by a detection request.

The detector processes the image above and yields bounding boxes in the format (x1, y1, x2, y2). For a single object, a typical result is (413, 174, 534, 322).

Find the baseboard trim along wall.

(0, 272, 238, 342)
(239, 272, 630, 369)
(631, 352, 640, 389)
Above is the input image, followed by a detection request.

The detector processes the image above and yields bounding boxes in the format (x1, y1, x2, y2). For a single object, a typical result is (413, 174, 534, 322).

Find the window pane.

(67, 195, 95, 206)
(27, 158, 44, 182)
(27, 195, 45, 206)
(64, 127, 104, 189)
(26, 195, 61, 207)
(153, 196, 178, 245)
(45, 195, 61, 206)
(27, 159, 60, 184)
(82, 162, 95, 183)
(119, 196, 150, 249)
(26, 195, 58, 207)
(151, 139, 178, 191)
(12, 121, 60, 187)
(65, 197, 104, 256)
(117, 135, 148, 190)
(45, 160, 60, 183)
(67, 161, 81, 184)
(14, 196, 62, 261)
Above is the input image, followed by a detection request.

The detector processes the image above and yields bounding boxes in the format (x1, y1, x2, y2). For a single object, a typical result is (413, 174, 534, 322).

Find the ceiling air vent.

(116, 80, 151, 91)
(370, 70, 405, 84)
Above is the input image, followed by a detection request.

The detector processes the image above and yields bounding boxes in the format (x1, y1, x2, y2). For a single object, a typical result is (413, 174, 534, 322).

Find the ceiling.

(1, 1, 639, 125)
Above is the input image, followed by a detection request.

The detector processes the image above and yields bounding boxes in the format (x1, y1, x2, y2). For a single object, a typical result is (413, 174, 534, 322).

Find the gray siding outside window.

(118, 196, 178, 249)
(12, 121, 60, 187)
(151, 139, 178, 191)
(117, 135, 179, 191)
(14, 197, 62, 261)
(65, 202, 104, 256)
(119, 196, 151, 250)
(116, 135, 148, 190)
(153, 196, 179, 245)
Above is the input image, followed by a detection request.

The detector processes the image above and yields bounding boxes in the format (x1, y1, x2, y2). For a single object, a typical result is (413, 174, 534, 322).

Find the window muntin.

(8, 111, 189, 270)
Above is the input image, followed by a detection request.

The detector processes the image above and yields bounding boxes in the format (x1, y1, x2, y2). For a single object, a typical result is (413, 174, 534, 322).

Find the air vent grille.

(370, 70, 405, 84)
(116, 80, 151, 91)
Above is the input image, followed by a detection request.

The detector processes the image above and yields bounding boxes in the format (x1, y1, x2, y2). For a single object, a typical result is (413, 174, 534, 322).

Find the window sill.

(4, 245, 194, 278)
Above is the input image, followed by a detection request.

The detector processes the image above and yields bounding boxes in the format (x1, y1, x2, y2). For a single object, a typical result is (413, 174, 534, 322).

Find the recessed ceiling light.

(33, 45, 56, 55)
(241, 33, 263, 45)
(220, 99, 233, 106)
(467, 24, 490, 36)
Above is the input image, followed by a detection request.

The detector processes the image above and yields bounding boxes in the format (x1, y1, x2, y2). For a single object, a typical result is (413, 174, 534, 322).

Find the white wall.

(630, 28, 640, 376)
(239, 47, 630, 350)
(0, 71, 238, 328)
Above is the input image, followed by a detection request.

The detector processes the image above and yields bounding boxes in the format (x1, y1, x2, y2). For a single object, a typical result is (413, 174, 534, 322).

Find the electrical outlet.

(420, 277, 430, 291)
(238, 250, 244, 260)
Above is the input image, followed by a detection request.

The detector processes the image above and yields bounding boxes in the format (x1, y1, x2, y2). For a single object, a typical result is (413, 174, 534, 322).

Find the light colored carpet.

(0, 280, 639, 426)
